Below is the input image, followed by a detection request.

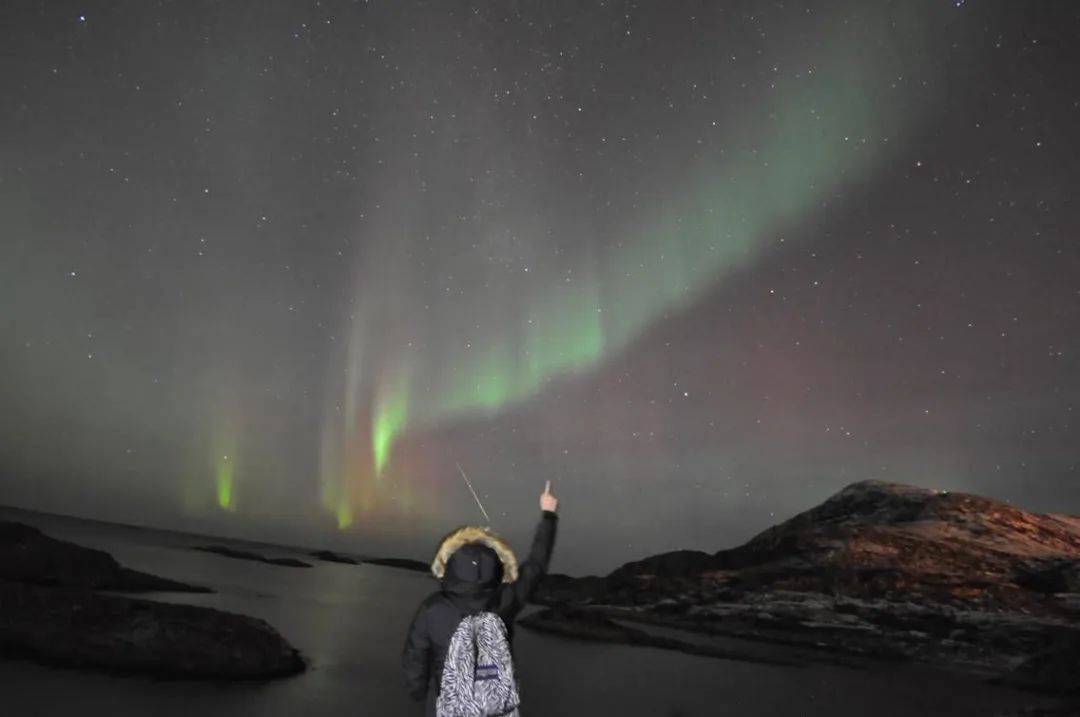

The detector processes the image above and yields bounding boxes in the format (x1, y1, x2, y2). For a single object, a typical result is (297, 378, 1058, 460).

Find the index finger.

(544, 480, 552, 494)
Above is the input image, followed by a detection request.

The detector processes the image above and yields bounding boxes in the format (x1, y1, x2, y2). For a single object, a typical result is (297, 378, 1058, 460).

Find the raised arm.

(512, 481, 559, 605)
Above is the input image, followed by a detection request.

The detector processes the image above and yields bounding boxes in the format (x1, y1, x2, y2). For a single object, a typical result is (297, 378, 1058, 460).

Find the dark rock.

(1003, 632, 1080, 695)
(310, 550, 360, 565)
(0, 521, 209, 593)
(363, 557, 429, 572)
(536, 573, 607, 604)
(0, 522, 305, 680)
(194, 545, 313, 568)
(0, 581, 304, 679)
(608, 550, 719, 582)
(307, 550, 425, 571)
(266, 557, 313, 568)
(1015, 559, 1080, 595)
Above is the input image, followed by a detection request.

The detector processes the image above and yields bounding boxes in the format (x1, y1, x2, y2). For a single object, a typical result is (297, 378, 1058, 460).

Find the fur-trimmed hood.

(431, 526, 518, 583)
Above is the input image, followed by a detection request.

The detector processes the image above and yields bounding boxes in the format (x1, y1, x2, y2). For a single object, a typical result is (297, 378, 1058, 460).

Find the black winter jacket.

(401, 511, 557, 715)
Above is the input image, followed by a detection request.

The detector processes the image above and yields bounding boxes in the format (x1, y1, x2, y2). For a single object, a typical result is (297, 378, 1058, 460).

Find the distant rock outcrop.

(363, 557, 429, 572)
(194, 545, 313, 568)
(309, 550, 427, 572)
(0, 521, 208, 592)
(527, 481, 1080, 693)
(310, 549, 360, 565)
(0, 521, 305, 679)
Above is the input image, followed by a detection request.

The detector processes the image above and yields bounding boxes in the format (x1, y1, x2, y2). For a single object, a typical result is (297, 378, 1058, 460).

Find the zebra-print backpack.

(436, 612, 520, 717)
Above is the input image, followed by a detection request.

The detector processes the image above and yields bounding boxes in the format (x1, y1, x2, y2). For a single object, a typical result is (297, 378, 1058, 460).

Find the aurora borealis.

(2, 1, 1079, 573)
(316, 2, 937, 528)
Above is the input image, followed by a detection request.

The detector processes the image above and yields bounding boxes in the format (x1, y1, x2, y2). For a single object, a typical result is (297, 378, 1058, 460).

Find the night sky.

(2, 1, 1078, 574)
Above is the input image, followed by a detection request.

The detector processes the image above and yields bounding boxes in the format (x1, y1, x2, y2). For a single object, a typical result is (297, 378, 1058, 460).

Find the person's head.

(431, 526, 518, 589)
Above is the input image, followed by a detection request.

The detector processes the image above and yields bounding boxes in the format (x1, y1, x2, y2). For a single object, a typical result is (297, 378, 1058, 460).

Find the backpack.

(436, 612, 521, 717)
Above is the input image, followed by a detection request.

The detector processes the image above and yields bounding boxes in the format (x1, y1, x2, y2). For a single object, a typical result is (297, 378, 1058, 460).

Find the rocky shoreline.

(0, 521, 305, 679)
(308, 549, 428, 572)
(1, 521, 210, 592)
(194, 544, 314, 568)
(0, 581, 305, 679)
(310, 549, 360, 565)
(525, 481, 1080, 696)
(362, 556, 429, 572)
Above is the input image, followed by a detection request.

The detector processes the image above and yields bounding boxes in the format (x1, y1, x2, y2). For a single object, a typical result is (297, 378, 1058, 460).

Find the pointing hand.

(540, 480, 558, 513)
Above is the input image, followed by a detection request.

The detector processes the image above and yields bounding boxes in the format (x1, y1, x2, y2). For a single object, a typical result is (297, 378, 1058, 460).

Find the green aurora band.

(373, 376, 410, 477)
(216, 452, 235, 511)
(319, 7, 937, 525)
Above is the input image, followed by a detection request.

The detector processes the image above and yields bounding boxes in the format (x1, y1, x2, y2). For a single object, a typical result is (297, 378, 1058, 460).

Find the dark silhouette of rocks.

(194, 545, 313, 568)
(527, 481, 1080, 693)
(0, 581, 304, 679)
(310, 549, 360, 565)
(308, 550, 427, 572)
(363, 557, 429, 572)
(0, 521, 305, 679)
(0, 521, 208, 593)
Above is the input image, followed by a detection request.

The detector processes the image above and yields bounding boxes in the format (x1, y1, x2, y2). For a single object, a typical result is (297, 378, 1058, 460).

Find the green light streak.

(372, 375, 409, 475)
(216, 454, 234, 511)
(336, 499, 353, 529)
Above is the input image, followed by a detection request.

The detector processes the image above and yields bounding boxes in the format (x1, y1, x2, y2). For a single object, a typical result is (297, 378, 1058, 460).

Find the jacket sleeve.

(401, 602, 432, 701)
(512, 510, 558, 606)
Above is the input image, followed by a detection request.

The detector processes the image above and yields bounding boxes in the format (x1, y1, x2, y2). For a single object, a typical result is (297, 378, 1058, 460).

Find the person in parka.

(402, 481, 558, 715)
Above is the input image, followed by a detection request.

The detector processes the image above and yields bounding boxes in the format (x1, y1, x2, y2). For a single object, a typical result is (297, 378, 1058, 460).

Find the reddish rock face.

(591, 481, 1080, 616)
(530, 482, 1080, 694)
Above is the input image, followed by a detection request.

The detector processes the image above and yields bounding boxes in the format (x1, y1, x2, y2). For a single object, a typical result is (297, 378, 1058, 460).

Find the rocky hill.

(527, 481, 1080, 693)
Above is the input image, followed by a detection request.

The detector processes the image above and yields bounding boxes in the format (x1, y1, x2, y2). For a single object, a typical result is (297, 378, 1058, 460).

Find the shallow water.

(0, 510, 1061, 716)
